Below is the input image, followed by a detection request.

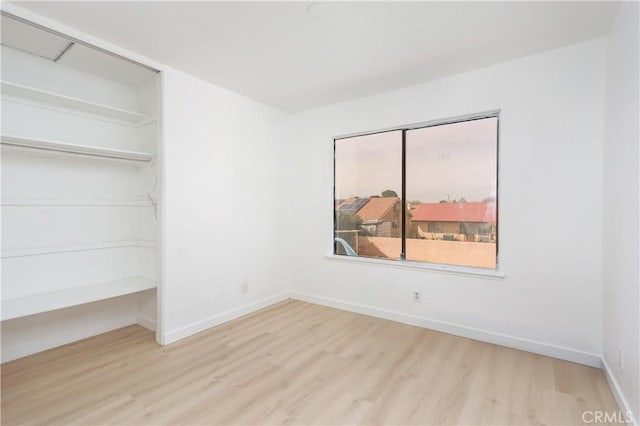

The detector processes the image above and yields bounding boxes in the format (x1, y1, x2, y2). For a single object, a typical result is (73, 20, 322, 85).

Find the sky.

(335, 117, 497, 203)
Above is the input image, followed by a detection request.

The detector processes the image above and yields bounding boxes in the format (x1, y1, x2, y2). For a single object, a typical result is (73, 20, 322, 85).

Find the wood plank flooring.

(1, 299, 620, 425)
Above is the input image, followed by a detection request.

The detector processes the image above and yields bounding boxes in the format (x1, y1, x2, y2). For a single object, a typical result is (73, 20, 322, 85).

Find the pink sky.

(335, 117, 497, 203)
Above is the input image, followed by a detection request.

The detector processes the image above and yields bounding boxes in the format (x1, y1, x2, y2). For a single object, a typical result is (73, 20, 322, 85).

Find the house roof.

(356, 197, 399, 221)
(412, 202, 496, 223)
(336, 197, 370, 214)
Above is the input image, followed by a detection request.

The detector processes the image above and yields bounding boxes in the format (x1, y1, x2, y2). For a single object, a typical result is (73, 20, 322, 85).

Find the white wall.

(160, 68, 290, 343)
(287, 38, 607, 366)
(603, 1, 640, 421)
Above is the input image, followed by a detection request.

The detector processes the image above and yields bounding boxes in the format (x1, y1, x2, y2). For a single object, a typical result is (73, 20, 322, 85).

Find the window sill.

(324, 254, 505, 280)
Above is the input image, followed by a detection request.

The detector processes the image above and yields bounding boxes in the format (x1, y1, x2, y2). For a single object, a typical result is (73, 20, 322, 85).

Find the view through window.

(334, 115, 498, 269)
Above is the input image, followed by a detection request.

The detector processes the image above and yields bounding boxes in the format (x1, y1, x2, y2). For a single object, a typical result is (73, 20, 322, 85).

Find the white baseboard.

(136, 314, 156, 332)
(291, 291, 601, 368)
(162, 292, 290, 345)
(601, 357, 638, 425)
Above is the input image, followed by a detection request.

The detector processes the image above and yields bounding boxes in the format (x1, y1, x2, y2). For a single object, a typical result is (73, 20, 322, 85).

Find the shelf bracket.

(54, 42, 75, 63)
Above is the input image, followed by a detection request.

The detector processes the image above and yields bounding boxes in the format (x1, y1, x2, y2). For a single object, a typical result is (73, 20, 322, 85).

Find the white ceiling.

(13, 1, 619, 112)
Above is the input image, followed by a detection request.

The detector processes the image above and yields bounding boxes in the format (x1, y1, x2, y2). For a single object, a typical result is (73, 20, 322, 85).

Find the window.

(334, 131, 402, 260)
(334, 113, 498, 270)
(427, 223, 440, 233)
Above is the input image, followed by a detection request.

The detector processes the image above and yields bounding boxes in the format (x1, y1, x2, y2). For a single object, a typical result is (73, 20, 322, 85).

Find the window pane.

(405, 117, 498, 269)
(334, 131, 402, 260)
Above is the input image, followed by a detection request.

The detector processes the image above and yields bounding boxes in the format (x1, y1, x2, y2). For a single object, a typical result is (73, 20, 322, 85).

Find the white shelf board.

(1, 81, 149, 123)
(1, 277, 157, 321)
(2, 240, 157, 258)
(1, 198, 150, 207)
(1, 135, 152, 162)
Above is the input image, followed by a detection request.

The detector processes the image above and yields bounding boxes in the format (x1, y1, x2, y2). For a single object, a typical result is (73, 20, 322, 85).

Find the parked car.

(334, 237, 358, 256)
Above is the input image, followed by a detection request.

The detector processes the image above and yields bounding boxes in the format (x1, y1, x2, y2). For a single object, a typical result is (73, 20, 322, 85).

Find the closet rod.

(0, 135, 152, 162)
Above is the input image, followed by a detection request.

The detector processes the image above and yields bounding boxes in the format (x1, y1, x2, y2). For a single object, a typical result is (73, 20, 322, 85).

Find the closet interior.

(1, 13, 162, 361)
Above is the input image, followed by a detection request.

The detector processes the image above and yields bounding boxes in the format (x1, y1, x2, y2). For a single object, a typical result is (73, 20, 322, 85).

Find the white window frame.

(329, 110, 504, 279)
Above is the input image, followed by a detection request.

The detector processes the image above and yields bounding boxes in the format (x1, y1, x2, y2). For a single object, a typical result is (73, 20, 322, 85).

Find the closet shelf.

(2, 240, 157, 259)
(1, 135, 152, 162)
(1, 277, 157, 321)
(1, 81, 149, 123)
(1, 198, 150, 207)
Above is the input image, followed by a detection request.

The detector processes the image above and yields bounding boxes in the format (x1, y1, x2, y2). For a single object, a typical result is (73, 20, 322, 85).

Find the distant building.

(356, 197, 406, 238)
(411, 202, 496, 242)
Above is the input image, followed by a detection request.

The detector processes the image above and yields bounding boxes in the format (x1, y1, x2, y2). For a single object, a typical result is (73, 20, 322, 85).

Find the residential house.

(411, 202, 496, 242)
(356, 197, 407, 238)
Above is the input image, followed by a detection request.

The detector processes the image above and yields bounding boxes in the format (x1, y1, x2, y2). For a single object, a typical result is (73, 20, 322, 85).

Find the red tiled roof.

(412, 202, 496, 223)
(356, 197, 399, 221)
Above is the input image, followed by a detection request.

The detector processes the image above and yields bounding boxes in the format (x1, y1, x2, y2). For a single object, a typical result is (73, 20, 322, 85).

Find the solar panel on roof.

(337, 198, 369, 213)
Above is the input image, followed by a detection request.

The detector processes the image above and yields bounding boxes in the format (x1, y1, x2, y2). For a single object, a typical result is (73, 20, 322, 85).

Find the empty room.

(1, 1, 638, 425)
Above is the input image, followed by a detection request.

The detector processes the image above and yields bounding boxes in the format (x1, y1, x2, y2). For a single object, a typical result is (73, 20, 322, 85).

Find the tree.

(336, 211, 362, 230)
(381, 189, 398, 198)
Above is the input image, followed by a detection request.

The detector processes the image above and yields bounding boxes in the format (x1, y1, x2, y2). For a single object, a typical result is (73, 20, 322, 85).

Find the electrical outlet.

(618, 345, 624, 370)
(241, 282, 248, 294)
(413, 291, 422, 302)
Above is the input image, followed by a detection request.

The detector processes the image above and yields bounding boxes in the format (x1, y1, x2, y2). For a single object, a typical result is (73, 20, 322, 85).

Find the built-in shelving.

(1, 277, 157, 321)
(0, 23, 161, 360)
(1, 81, 149, 123)
(1, 135, 152, 162)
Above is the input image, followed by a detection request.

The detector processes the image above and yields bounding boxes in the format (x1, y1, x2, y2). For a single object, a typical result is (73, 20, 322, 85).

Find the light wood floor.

(1, 299, 619, 425)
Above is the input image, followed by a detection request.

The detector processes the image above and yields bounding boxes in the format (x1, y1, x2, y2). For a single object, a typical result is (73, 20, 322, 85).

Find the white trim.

(162, 292, 290, 345)
(334, 109, 501, 140)
(156, 71, 167, 346)
(136, 314, 156, 332)
(291, 291, 601, 367)
(601, 357, 638, 425)
(325, 254, 504, 279)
